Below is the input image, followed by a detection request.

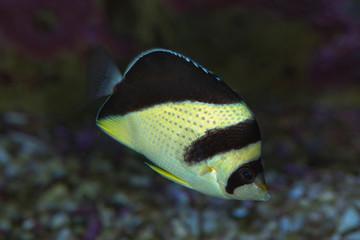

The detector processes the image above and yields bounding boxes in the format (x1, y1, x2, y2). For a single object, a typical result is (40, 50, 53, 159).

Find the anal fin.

(145, 163, 193, 189)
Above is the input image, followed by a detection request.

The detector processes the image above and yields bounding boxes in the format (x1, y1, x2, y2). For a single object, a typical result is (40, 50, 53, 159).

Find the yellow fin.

(145, 163, 193, 189)
(97, 117, 133, 148)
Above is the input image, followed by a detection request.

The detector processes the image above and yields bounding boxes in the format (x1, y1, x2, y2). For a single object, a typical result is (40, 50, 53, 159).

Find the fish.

(88, 46, 270, 201)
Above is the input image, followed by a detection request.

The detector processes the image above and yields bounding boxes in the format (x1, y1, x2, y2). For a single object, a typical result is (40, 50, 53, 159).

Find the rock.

(0, 218, 11, 233)
(232, 207, 249, 218)
(3, 112, 28, 126)
(9, 132, 48, 157)
(337, 207, 360, 234)
(345, 231, 360, 240)
(37, 183, 70, 210)
(74, 181, 100, 201)
(0, 144, 10, 164)
(22, 218, 35, 230)
(172, 219, 187, 238)
(110, 192, 133, 207)
(202, 210, 218, 234)
(330, 234, 342, 240)
(56, 228, 76, 240)
(288, 183, 305, 199)
(50, 212, 70, 229)
(99, 207, 115, 228)
(279, 214, 304, 233)
(129, 175, 151, 187)
(184, 209, 199, 236)
(320, 190, 335, 202)
(321, 204, 337, 219)
(354, 200, 360, 210)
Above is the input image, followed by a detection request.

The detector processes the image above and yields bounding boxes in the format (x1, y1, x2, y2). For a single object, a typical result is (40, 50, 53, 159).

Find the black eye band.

(225, 158, 264, 194)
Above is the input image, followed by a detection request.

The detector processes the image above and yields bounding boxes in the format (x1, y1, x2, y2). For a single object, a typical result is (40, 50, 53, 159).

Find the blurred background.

(0, 0, 359, 239)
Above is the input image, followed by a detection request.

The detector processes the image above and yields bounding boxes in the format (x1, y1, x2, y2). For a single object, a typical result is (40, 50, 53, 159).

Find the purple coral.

(83, 217, 102, 240)
(0, 0, 132, 59)
(310, 25, 360, 88)
(160, 0, 360, 88)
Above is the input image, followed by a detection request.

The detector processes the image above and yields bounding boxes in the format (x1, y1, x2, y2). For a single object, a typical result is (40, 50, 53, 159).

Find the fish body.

(89, 47, 270, 201)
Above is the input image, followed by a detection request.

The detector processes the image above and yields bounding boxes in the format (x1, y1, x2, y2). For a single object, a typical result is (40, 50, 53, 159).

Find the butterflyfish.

(88, 46, 270, 201)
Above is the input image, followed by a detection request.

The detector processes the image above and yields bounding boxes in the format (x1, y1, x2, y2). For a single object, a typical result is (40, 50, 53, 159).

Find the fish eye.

(238, 167, 255, 183)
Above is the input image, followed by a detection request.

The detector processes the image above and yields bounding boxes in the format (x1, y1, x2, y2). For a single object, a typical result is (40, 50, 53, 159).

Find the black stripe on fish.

(225, 158, 264, 194)
(184, 119, 261, 165)
(97, 50, 242, 119)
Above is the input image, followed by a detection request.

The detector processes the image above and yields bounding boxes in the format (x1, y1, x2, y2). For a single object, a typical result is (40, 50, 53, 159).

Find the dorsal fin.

(98, 49, 242, 119)
(87, 46, 122, 101)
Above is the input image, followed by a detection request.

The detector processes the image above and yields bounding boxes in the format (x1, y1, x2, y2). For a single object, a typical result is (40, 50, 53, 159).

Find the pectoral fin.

(145, 163, 193, 189)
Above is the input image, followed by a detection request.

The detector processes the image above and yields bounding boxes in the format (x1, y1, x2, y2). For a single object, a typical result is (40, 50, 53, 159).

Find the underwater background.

(0, 0, 359, 239)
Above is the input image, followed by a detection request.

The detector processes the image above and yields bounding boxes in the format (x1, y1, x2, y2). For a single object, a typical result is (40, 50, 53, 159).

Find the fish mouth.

(253, 173, 271, 201)
(257, 186, 271, 201)
(230, 173, 271, 201)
